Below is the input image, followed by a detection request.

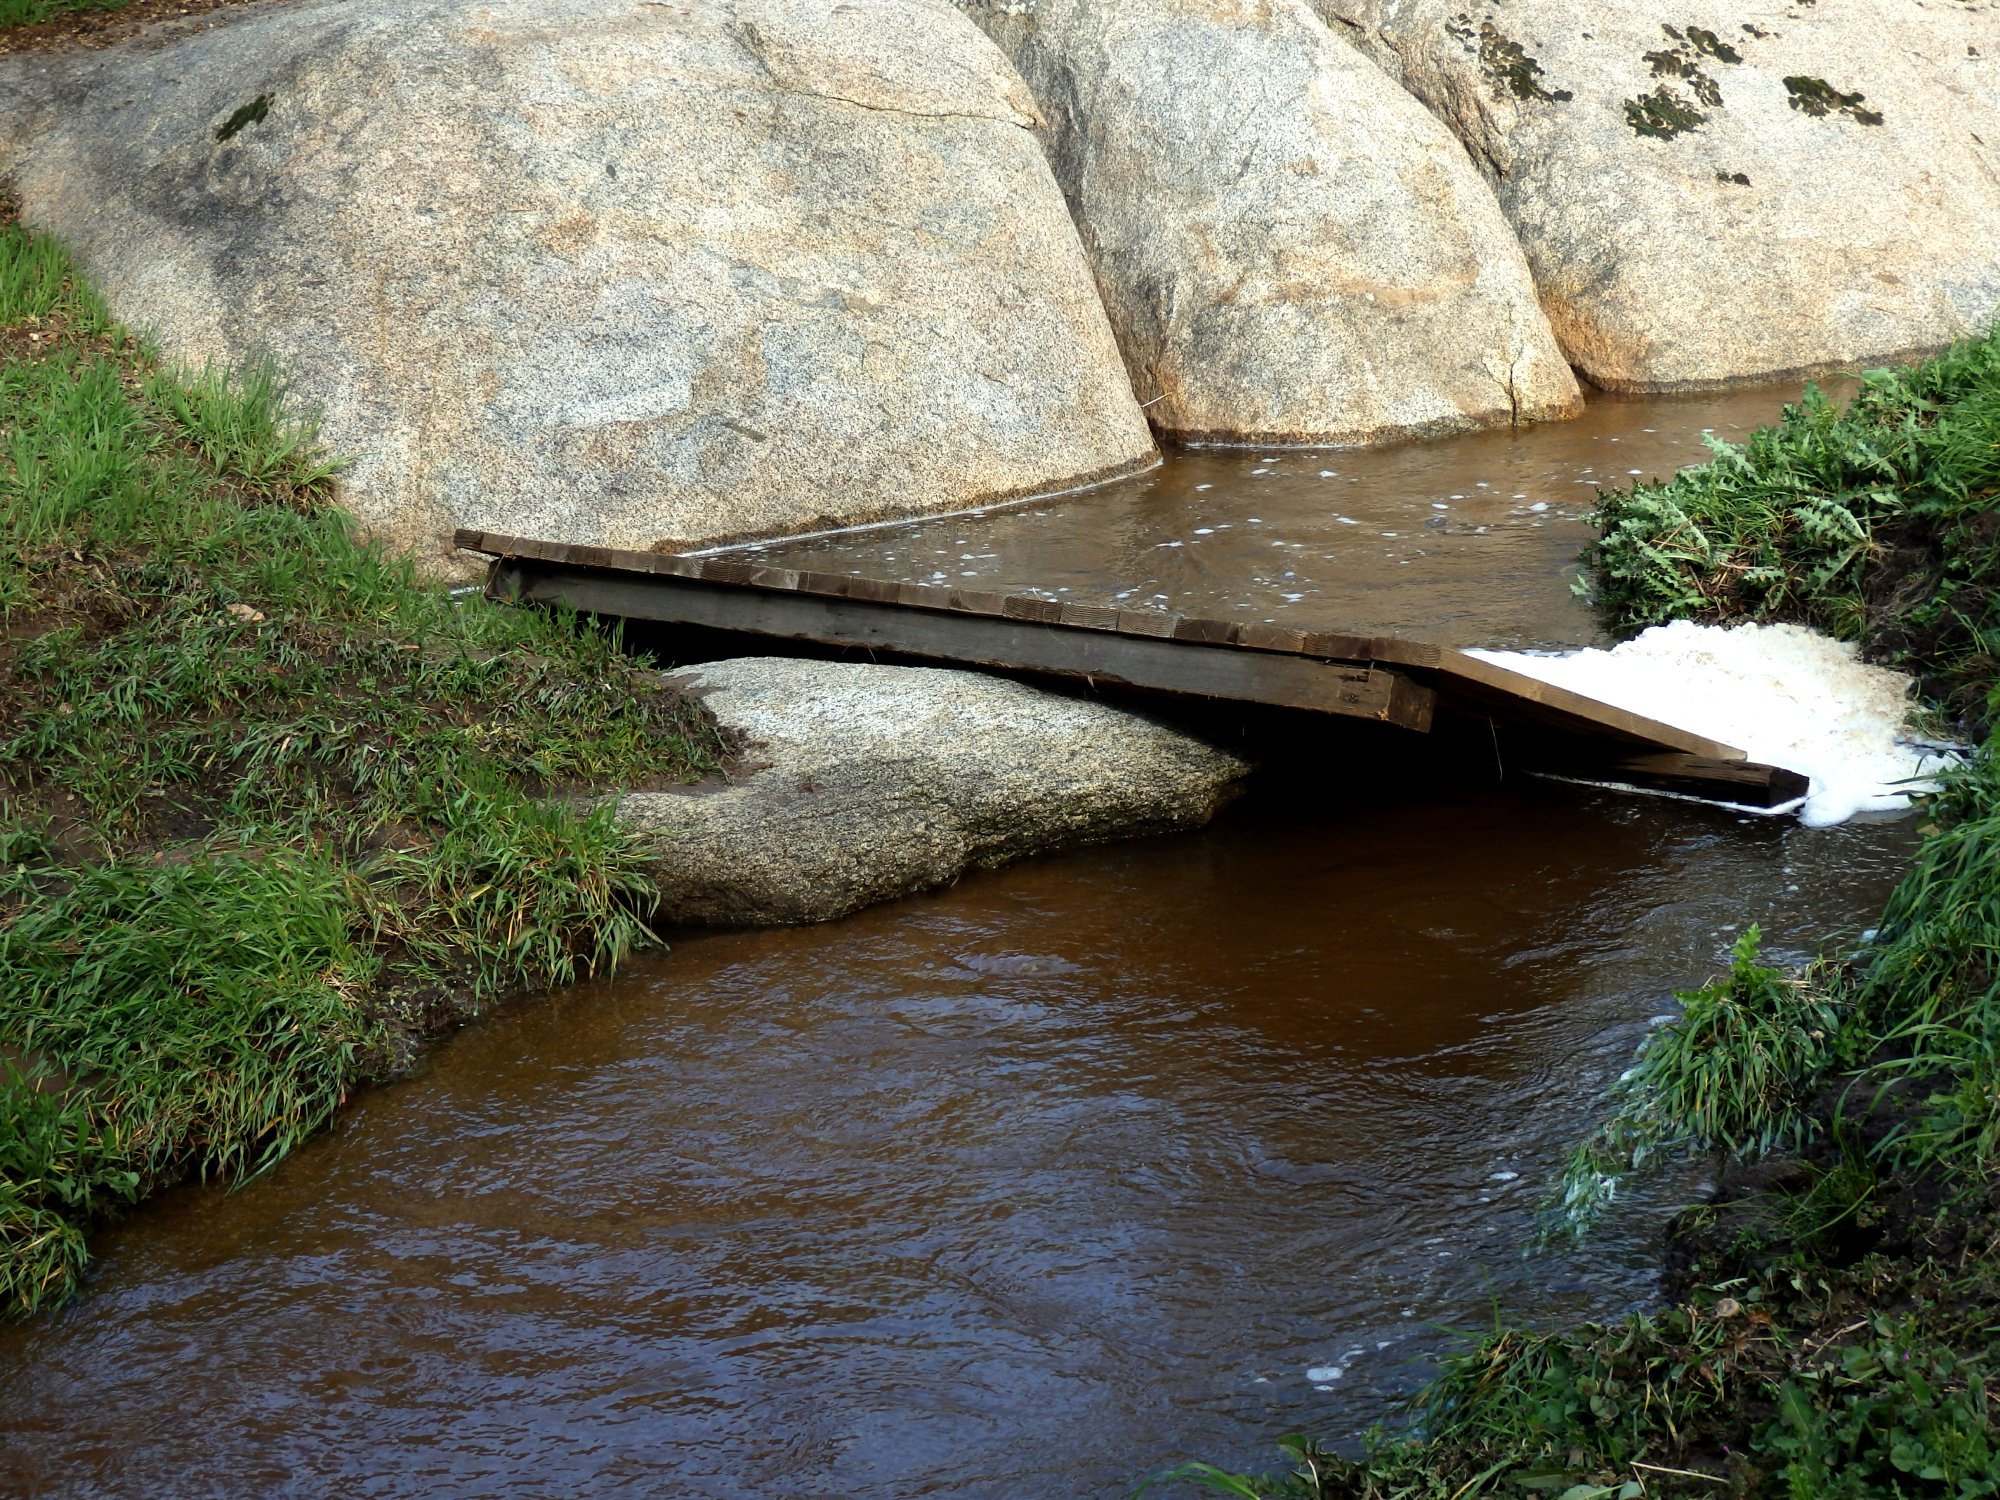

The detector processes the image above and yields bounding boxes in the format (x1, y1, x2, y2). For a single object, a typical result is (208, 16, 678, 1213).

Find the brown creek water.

(0, 381, 1919, 1498)
(735, 381, 1852, 650)
(0, 785, 1917, 1498)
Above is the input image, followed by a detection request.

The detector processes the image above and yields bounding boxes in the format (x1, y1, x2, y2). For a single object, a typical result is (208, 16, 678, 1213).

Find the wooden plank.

(647, 552, 703, 579)
(1296, 630, 1379, 662)
(1116, 609, 1185, 640)
(1001, 595, 1064, 623)
(948, 587, 1010, 617)
(697, 558, 756, 587)
(1604, 752, 1809, 805)
(458, 531, 1761, 779)
(1058, 601, 1122, 632)
(795, 569, 859, 598)
(1387, 673, 1437, 734)
(1168, 616, 1235, 645)
(1369, 638, 1445, 670)
(1427, 650, 1745, 760)
(1234, 623, 1310, 655)
(492, 558, 1436, 729)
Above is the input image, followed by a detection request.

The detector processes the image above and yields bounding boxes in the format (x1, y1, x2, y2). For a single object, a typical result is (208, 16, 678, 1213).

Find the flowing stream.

(0, 383, 1921, 1498)
(733, 383, 1851, 650)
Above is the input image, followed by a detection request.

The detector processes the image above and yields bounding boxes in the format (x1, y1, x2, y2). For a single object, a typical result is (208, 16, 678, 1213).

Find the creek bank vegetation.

(1165, 334, 2000, 1496)
(0, 209, 727, 1317)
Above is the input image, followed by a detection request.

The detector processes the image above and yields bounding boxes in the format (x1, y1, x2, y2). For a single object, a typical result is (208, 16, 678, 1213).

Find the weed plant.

(1550, 929, 1843, 1235)
(0, 210, 723, 1314)
(1160, 336, 2000, 1495)
(1583, 333, 2000, 730)
(0, 0, 130, 28)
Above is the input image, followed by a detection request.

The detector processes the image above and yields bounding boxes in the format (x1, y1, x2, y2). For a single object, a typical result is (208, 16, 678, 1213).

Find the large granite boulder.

(1314, 0, 2000, 390)
(0, 0, 1156, 573)
(619, 657, 1249, 925)
(957, 0, 1580, 446)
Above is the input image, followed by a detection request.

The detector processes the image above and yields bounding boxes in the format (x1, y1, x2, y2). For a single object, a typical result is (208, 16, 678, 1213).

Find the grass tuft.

(0, 0, 130, 28)
(143, 359, 343, 498)
(1549, 928, 1842, 1236)
(0, 207, 724, 1313)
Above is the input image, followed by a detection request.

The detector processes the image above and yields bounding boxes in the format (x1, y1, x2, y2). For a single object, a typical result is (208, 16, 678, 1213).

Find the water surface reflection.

(0, 781, 1915, 1497)
(739, 383, 1846, 650)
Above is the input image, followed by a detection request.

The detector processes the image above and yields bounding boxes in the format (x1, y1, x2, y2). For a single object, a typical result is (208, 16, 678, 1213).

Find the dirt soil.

(0, 0, 276, 58)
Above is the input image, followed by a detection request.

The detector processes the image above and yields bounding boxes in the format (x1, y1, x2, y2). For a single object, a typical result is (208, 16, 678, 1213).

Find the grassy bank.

(1162, 334, 2000, 1497)
(0, 0, 124, 30)
(1585, 335, 2000, 731)
(0, 206, 725, 1316)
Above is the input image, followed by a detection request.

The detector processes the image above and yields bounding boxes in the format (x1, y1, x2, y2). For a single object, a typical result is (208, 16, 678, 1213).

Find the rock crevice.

(956, 0, 1581, 448)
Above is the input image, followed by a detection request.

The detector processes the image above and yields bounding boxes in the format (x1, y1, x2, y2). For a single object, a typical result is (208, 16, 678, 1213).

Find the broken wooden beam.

(485, 554, 1436, 730)
(457, 528, 1807, 805)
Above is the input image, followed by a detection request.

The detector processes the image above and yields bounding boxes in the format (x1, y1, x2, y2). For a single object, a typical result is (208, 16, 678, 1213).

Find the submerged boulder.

(957, 0, 1580, 446)
(0, 0, 1156, 572)
(1312, 0, 2000, 390)
(619, 657, 1249, 925)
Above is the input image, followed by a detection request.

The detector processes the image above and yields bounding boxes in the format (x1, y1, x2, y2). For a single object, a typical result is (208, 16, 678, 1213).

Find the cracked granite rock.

(1314, 0, 2000, 391)
(955, 0, 1579, 447)
(618, 657, 1251, 925)
(0, 0, 1155, 574)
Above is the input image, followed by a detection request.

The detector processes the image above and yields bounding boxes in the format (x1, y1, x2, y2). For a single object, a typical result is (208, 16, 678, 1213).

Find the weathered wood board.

(458, 529, 1808, 807)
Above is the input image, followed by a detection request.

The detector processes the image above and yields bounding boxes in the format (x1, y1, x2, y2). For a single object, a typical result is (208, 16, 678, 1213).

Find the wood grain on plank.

(495, 559, 1437, 727)
(460, 532, 1750, 769)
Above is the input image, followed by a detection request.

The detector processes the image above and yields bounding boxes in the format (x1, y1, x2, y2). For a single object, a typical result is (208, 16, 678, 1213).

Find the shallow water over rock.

(0, 780, 1915, 1497)
(733, 383, 1845, 650)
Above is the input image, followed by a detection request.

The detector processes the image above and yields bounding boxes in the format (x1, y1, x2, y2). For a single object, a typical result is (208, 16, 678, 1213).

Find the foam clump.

(1470, 621, 1957, 826)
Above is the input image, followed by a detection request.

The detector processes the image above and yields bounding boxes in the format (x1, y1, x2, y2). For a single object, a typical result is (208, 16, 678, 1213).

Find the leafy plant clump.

(1159, 1251, 2000, 1498)
(0, 206, 725, 1315)
(1550, 927, 1841, 1235)
(1582, 331, 2000, 730)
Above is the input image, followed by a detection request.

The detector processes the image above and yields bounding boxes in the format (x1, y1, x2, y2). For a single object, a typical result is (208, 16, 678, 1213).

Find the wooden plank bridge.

(459, 530, 1808, 809)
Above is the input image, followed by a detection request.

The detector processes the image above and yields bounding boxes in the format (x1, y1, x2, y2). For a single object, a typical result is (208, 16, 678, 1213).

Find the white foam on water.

(1470, 621, 1959, 826)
